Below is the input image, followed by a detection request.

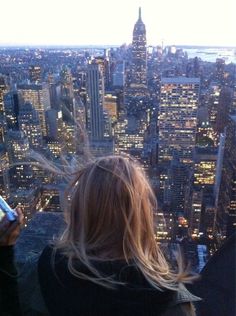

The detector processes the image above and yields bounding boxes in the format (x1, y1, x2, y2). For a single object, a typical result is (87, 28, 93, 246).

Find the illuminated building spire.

(129, 8, 147, 88)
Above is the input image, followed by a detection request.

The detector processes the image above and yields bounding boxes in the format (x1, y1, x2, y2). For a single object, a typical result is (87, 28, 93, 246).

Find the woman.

(0, 155, 200, 315)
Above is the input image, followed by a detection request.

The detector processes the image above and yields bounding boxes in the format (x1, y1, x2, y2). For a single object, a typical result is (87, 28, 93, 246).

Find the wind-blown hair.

(54, 155, 192, 290)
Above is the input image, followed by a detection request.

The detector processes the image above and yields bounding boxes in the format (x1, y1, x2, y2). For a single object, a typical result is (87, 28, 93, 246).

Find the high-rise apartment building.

(60, 67, 74, 100)
(216, 115, 236, 239)
(3, 91, 20, 130)
(29, 66, 41, 83)
(86, 63, 104, 141)
(158, 77, 200, 164)
(0, 76, 7, 115)
(7, 130, 30, 163)
(232, 84, 236, 115)
(45, 109, 64, 141)
(0, 76, 7, 144)
(18, 83, 51, 137)
(0, 148, 10, 199)
(194, 147, 218, 187)
(113, 62, 125, 87)
(189, 190, 203, 237)
(215, 87, 232, 133)
(169, 157, 190, 214)
(18, 102, 43, 149)
(114, 113, 147, 159)
(7, 130, 33, 190)
(208, 83, 220, 129)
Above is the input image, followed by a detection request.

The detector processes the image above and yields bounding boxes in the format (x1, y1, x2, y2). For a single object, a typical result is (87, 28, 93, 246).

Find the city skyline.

(0, 7, 235, 278)
(0, 0, 235, 47)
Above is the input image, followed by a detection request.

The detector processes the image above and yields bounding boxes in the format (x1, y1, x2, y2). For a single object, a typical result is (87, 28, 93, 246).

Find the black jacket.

(0, 245, 200, 316)
(0, 246, 22, 316)
(38, 246, 200, 316)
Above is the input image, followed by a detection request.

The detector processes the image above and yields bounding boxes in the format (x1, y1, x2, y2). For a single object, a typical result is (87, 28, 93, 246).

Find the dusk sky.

(0, 0, 235, 47)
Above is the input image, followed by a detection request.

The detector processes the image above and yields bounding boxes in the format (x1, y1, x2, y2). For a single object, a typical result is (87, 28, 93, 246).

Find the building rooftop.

(15, 211, 65, 264)
(230, 114, 236, 123)
(161, 77, 200, 84)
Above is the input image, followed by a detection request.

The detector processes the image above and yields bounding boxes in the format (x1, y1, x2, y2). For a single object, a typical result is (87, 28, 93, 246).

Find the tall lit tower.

(130, 7, 147, 88)
(158, 77, 200, 165)
(18, 102, 43, 149)
(7, 130, 33, 190)
(0, 76, 7, 144)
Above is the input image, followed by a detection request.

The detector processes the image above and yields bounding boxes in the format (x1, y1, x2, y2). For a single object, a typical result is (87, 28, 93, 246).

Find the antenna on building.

(162, 39, 164, 51)
(139, 7, 142, 20)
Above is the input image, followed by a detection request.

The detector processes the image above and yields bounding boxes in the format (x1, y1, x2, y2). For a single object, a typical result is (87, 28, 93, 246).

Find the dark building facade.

(216, 115, 236, 239)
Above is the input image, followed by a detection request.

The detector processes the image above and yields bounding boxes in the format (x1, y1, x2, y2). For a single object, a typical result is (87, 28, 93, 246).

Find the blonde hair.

(54, 155, 193, 290)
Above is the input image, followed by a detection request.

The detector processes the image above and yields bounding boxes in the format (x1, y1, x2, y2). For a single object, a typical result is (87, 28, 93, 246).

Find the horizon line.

(0, 44, 236, 49)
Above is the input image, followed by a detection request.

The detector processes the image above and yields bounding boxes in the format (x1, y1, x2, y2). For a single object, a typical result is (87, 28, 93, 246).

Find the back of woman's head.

(56, 155, 193, 290)
(63, 155, 156, 259)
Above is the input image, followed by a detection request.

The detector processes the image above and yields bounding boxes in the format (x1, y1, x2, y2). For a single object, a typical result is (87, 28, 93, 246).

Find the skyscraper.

(216, 115, 236, 239)
(29, 66, 41, 83)
(7, 130, 30, 164)
(18, 83, 51, 137)
(158, 77, 199, 208)
(0, 76, 7, 144)
(0, 76, 7, 115)
(18, 102, 43, 149)
(215, 87, 232, 133)
(169, 157, 190, 214)
(130, 7, 147, 88)
(4, 91, 20, 130)
(7, 130, 33, 190)
(86, 63, 104, 141)
(0, 148, 10, 199)
(45, 109, 64, 141)
(60, 67, 74, 100)
(208, 83, 220, 130)
(194, 147, 218, 187)
(158, 77, 200, 165)
(113, 62, 125, 87)
(189, 190, 203, 237)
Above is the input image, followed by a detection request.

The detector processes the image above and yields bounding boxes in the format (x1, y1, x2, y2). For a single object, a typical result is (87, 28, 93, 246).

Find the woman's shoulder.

(38, 245, 202, 303)
(38, 244, 63, 277)
(38, 244, 58, 267)
(171, 283, 201, 306)
(161, 283, 201, 316)
(18, 248, 50, 315)
(39, 244, 54, 258)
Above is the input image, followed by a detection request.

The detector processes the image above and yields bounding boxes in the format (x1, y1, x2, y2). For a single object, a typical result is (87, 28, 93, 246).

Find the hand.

(0, 208, 24, 246)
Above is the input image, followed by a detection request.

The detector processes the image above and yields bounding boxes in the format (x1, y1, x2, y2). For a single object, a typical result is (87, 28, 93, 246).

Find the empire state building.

(130, 7, 147, 88)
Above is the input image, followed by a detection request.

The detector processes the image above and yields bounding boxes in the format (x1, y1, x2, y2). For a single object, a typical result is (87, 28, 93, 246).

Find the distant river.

(183, 47, 236, 64)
